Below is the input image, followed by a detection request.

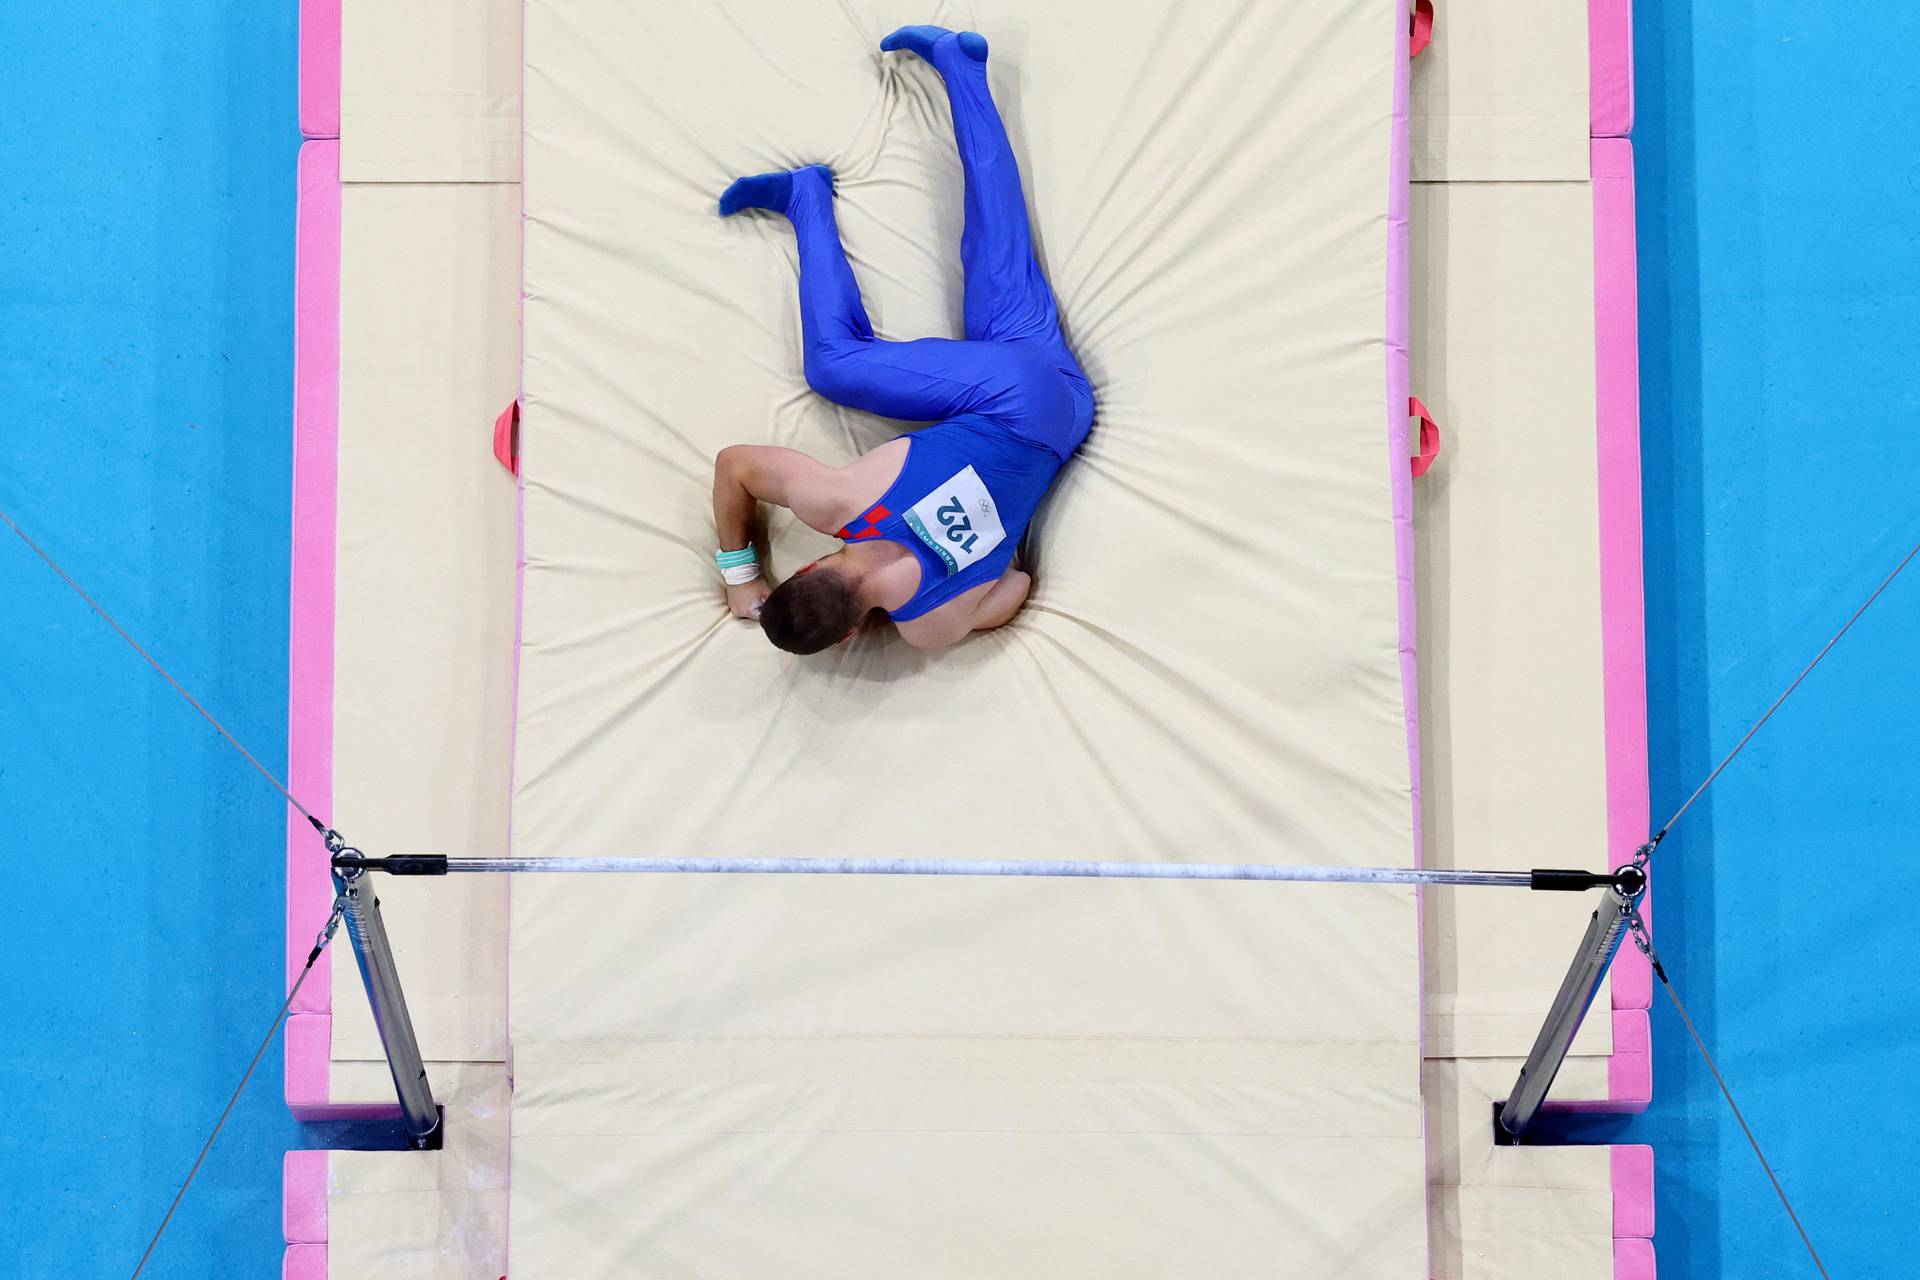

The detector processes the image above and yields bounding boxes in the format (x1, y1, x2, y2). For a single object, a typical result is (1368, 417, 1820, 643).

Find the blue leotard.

(837, 415, 1062, 620)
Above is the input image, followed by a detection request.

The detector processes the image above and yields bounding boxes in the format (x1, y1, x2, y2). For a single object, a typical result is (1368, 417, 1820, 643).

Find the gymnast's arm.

(712, 444, 848, 616)
(712, 445, 853, 539)
(895, 568, 1032, 649)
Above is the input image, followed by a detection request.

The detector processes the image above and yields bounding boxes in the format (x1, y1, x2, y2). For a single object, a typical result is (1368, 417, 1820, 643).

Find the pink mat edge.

(287, 138, 338, 1022)
(1593, 128, 1655, 1279)
(1611, 1143, 1656, 1238)
(1615, 1235, 1658, 1280)
(287, 138, 403, 1249)
(1590, 0, 1636, 138)
(283, 1243, 327, 1280)
(1593, 136, 1654, 1025)
(299, 0, 340, 140)
(283, 1013, 327, 1117)
(282, 1150, 328, 1244)
(1610, 1007, 1653, 1110)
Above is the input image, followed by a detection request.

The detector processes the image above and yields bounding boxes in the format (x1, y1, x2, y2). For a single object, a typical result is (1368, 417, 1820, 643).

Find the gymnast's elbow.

(713, 444, 766, 497)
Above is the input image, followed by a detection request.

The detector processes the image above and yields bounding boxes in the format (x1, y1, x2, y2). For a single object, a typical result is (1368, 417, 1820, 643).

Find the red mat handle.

(1411, 0, 1435, 58)
(493, 400, 520, 476)
(1410, 396, 1442, 478)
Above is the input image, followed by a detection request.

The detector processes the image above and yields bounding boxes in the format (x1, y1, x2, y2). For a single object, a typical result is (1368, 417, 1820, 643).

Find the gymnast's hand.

(726, 577, 771, 621)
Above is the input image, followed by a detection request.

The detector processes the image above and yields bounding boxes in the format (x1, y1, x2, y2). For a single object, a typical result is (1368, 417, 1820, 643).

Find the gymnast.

(710, 25, 1094, 653)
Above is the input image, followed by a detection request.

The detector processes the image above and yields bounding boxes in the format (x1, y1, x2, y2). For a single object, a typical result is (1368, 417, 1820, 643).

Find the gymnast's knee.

(802, 338, 867, 401)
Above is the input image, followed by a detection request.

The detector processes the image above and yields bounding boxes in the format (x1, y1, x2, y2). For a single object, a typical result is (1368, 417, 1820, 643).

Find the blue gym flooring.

(1615, 3, 1919, 1275)
(0, 3, 1914, 1276)
(0, 6, 303, 1277)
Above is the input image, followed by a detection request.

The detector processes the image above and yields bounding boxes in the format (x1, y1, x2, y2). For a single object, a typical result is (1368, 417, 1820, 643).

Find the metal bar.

(332, 863, 442, 1150)
(1495, 885, 1637, 1140)
(436, 855, 1539, 888)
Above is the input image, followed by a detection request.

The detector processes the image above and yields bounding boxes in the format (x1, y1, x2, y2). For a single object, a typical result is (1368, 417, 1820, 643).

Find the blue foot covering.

(879, 24, 988, 65)
(719, 166, 832, 218)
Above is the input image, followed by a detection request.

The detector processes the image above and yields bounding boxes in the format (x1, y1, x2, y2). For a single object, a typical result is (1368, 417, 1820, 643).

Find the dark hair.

(760, 566, 862, 654)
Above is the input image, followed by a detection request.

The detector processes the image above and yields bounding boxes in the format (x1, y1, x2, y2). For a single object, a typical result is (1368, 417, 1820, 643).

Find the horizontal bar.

(423, 855, 1539, 888)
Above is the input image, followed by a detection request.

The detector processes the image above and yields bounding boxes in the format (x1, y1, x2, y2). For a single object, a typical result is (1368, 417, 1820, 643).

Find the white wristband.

(715, 545, 759, 586)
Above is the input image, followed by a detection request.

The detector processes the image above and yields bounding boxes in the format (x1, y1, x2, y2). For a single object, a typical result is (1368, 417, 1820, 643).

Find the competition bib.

(902, 466, 1006, 576)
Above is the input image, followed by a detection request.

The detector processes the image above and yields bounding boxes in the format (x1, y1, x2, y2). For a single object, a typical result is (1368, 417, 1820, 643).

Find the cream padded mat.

(1425, 1057, 1620, 1279)
(314, 0, 1636, 1274)
(327, 180, 521, 1070)
(1411, 178, 1614, 1061)
(512, 4, 1415, 884)
(1411, 0, 1590, 181)
(341, 0, 520, 182)
(324, 1062, 509, 1278)
(508, 0, 1425, 1274)
(511, 1036, 1425, 1278)
(318, 8, 519, 1277)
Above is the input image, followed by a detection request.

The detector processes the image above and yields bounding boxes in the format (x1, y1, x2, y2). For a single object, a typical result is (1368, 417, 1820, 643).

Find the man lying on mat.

(709, 25, 1093, 654)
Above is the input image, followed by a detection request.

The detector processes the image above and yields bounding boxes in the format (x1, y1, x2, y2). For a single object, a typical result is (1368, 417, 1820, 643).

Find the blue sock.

(719, 170, 791, 217)
(719, 165, 832, 218)
(879, 25, 988, 65)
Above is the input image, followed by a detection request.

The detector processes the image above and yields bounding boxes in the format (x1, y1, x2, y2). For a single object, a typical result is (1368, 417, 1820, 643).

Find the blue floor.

(1616, 3, 1920, 1276)
(1, 3, 1915, 1277)
(0, 6, 303, 1278)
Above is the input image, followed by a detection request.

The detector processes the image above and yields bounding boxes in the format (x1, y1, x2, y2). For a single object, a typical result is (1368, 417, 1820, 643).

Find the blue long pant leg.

(917, 31, 1093, 446)
(722, 28, 1093, 456)
(922, 35, 1059, 346)
(785, 168, 1078, 445)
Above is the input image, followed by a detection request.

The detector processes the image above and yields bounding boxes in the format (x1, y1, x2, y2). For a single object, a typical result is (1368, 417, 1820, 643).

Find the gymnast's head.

(759, 560, 863, 654)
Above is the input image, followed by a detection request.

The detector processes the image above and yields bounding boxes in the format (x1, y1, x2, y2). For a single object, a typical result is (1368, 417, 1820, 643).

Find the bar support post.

(1495, 875, 1643, 1142)
(332, 862, 442, 1150)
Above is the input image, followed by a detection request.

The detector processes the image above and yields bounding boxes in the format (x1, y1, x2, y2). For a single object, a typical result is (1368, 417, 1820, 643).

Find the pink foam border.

(283, 1151, 329, 1243)
(283, 1243, 327, 1280)
(1609, 1008, 1652, 1110)
(280, 133, 416, 1269)
(1595, 126, 1657, 1279)
(287, 140, 407, 1132)
(1592, 137, 1653, 1022)
(300, 0, 340, 139)
(284, 1014, 329, 1117)
(1611, 1144, 1655, 1238)
(1615, 1237, 1658, 1279)
(1589, 0, 1635, 137)
(287, 137, 339, 1030)
(1613, 1146, 1658, 1280)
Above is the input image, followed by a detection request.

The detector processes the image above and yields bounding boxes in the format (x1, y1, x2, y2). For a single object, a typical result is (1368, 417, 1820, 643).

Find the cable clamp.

(1626, 905, 1667, 982)
(316, 896, 345, 949)
(304, 896, 347, 967)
